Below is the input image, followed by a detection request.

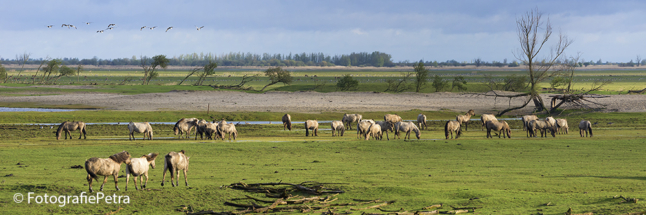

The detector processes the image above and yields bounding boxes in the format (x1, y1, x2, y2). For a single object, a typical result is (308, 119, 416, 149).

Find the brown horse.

(486, 120, 511, 138)
(161, 150, 190, 187)
(125, 153, 158, 191)
(56, 121, 87, 140)
(445, 120, 462, 139)
(331, 120, 345, 137)
(85, 151, 131, 192)
(456, 109, 475, 131)
(480, 114, 498, 131)
(305, 120, 319, 137)
(579, 120, 593, 137)
(282, 114, 292, 131)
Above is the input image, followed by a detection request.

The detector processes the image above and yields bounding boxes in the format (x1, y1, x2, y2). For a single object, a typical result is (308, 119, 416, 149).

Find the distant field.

(3, 68, 645, 95)
(0, 111, 645, 214)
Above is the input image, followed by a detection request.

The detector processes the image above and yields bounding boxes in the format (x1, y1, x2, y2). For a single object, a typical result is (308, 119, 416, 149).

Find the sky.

(1, 0, 645, 63)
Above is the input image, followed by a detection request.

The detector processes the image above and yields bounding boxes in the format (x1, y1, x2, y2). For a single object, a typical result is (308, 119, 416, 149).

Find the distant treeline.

(1, 52, 644, 68)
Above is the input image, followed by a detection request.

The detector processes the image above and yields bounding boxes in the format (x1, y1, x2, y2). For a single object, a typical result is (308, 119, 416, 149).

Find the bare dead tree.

(637, 55, 642, 67)
(488, 8, 572, 116)
(15, 53, 30, 78)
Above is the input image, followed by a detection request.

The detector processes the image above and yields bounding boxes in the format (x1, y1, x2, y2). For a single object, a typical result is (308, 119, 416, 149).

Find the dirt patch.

(1, 90, 645, 114)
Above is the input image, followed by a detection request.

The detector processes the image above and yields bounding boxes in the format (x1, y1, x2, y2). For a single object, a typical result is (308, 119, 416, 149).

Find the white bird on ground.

(165, 26, 173, 32)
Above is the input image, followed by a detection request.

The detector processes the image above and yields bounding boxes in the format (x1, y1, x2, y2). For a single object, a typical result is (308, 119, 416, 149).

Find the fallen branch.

(350, 200, 395, 210)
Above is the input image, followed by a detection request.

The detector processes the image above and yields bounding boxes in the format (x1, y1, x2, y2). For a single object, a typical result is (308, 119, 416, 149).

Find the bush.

(432, 75, 449, 92)
(336, 74, 359, 91)
(503, 74, 528, 92)
(451, 76, 467, 91)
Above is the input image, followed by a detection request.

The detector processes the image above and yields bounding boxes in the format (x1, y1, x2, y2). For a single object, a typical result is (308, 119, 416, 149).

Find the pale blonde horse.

(527, 120, 555, 138)
(56, 121, 87, 140)
(85, 151, 131, 192)
(375, 121, 392, 140)
(485, 120, 511, 138)
(126, 153, 158, 191)
(394, 121, 421, 140)
(305, 120, 319, 137)
(357, 120, 375, 139)
(417, 114, 428, 130)
(556, 119, 569, 134)
(456, 109, 475, 131)
(218, 122, 238, 140)
(445, 120, 462, 139)
(365, 123, 382, 140)
(204, 122, 220, 140)
(480, 114, 498, 131)
(384, 114, 403, 131)
(282, 114, 292, 131)
(128, 122, 153, 140)
(161, 150, 190, 187)
(331, 120, 345, 137)
(522, 115, 538, 137)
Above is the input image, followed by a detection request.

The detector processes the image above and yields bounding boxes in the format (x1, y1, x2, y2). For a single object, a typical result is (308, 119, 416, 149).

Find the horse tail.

(588, 124, 593, 137)
(305, 121, 309, 137)
(84, 159, 99, 182)
(81, 123, 87, 136)
(444, 121, 450, 139)
(165, 154, 175, 179)
(287, 120, 292, 131)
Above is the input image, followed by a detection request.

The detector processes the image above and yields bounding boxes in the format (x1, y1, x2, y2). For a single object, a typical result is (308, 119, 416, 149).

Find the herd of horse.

(73, 111, 594, 193)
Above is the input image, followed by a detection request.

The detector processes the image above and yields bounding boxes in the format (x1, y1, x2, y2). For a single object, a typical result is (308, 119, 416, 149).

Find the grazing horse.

(456, 109, 475, 131)
(126, 153, 158, 191)
(579, 120, 593, 137)
(204, 122, 220, 140)
(173, 118, 198, 139)
(417, 114, 427, 130)
(331, 120, 345, 137)
(480, 114, 498, 131)
(304, 120, 319, 137)
(161, 150, 190, 187)
(282, 114, 292, 131)
(394, 121, 421, 140)
(366, 123, 382, 140)
(445, 120, 462, 139)
(522, 115, 539, 136)
(342, 114, 362, 130)
(85, 151, 131, 192)
(485, 120, 511, 138)
(374, 121, 392, 140)
(545, 116, 557, 130)
(556, 119, 569, 134)
(357, 120, 375, 139)
(528, 120, 555, 138)
(384, 114, 403, 131)
(218, 122, 238, 140)
(128, 122, 153, 140)
(56, 121, 87, 140)
(195, 119, 208, 140)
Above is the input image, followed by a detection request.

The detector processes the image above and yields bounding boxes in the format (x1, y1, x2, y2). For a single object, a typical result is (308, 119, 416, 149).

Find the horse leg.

(161, 166, 167, 186)
(183, 169, 189, 186)
(87, 174, 94, 193)
(175, 169, 181, 187)
(78, 130, 82, 139)
(143, 172, 148, 189)
(126, 173, 130, 191)
(314, 128, 318, 136)
(113, 174, 120, 191)
(100, 176, 108, 191)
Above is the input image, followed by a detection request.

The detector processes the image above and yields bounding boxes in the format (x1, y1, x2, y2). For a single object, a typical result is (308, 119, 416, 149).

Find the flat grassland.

(0, 111, 645, 214)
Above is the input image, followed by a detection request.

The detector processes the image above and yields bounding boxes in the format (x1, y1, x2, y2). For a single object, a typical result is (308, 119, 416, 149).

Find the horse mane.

(109, 151, 131, 163)
(56, 121, 69, 136)
(179, 150, 186, 154)
(143, 153, 159, 161)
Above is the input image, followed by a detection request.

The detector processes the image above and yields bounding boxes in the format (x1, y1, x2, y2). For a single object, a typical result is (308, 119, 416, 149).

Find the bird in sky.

(140, 26, 146, 31)
(85, 22, 92, 25)
(165, 26, 173, 32)
(107, 23, 116, 28)
(196, 26, 204, 31)
(149, 26, 157, 30)
(107, 27, 114, 30)
(46, 25, 53, 28)
(69, 25, 77, 29)
(61, 24, 69, 28)
(96, 30, 104, 33)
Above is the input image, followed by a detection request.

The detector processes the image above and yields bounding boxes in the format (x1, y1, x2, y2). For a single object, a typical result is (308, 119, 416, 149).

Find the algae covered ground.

(0, 111, 645, 214)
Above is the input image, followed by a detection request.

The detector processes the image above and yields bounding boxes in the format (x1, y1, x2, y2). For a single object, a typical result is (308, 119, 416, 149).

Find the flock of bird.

(46, 22, 204, 33)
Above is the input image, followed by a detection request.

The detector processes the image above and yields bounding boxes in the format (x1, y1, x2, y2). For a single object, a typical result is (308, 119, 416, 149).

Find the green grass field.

(1, 111, 645, 214)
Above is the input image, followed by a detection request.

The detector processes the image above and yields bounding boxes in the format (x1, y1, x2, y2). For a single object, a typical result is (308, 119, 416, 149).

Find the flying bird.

(107, 27, 114, 30)
(165, 26, 173, 32)
(69, 25, 77, 29)
(96, 30, 104, 33)
(149, 26, 157, 30)
(196, 26, 204, 31)
(61, 24, 69, 28)
(107, 23, 116, 28)
(85, 22, 92, 25)
(47, 25, 53, 28)
(140, 26, 146, 31)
